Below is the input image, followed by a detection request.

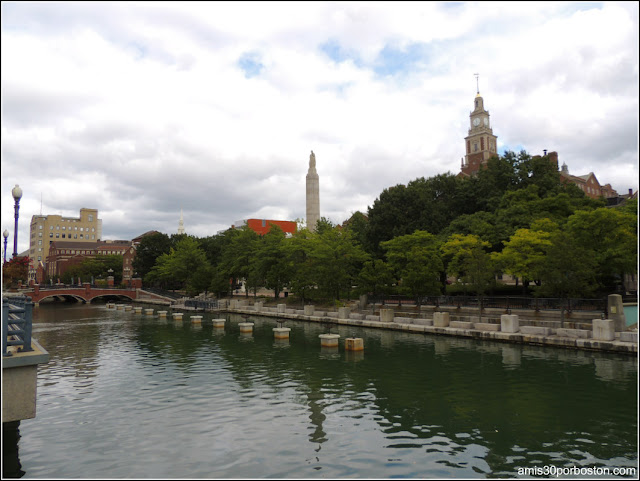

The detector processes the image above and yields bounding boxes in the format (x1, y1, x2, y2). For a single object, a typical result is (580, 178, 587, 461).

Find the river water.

(7, 302, 639, 478)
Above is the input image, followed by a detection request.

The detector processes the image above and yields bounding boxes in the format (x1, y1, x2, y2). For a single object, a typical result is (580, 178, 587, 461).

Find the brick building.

(45, 240, 132, 280)
(232, 219, 297, 236)
(559, 162, 618, 199)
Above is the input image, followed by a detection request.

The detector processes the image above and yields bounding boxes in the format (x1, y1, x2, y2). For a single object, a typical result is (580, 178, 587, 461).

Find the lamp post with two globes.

(12, 184, 23, 259)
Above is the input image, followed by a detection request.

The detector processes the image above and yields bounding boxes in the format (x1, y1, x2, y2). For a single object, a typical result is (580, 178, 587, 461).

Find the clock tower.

(460, 78, 498, 176)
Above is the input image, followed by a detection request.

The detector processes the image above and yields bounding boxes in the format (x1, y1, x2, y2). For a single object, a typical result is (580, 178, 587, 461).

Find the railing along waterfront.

(372, 295, 607, 314)
(184, 299, 219, 310)
(142, 287, 184, 300)
(3, 296, 34, 357)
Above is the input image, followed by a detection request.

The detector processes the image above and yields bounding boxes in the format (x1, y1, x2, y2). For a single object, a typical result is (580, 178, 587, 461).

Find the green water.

(624, 304, 638, 326)
(7, 303, 638, 478)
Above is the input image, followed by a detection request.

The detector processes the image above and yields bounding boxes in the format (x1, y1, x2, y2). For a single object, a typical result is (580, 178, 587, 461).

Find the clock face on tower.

(473, 118, 480, 127)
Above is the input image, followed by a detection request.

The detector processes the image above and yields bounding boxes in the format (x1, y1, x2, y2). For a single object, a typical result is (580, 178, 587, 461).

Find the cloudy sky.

(2, 1, 638, 255)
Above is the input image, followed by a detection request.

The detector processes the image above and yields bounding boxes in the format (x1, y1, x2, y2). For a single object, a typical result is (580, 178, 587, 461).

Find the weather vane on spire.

(474, 73, 479, 94)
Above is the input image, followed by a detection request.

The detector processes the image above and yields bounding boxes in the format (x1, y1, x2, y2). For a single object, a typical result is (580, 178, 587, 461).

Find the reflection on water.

(6, 303, 638, 478)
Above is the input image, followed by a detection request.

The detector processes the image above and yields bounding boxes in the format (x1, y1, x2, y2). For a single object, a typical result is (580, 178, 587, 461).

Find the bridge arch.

(88, 294, 135, 303)
(35, 293, 89, 303)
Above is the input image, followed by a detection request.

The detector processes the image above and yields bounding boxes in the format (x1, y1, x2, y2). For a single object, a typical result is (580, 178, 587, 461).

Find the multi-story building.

(559, 162, 618, 199)
(29, 208, 102, 282)
(45, 239, 131, 280)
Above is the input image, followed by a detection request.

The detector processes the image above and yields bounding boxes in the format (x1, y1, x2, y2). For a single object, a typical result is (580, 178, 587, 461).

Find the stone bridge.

(23, 284, 170, 305)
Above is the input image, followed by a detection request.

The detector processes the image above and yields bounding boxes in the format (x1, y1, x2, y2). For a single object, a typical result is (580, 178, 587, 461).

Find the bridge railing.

(36, 285, 136, 290)
(3, 296, 34, 357)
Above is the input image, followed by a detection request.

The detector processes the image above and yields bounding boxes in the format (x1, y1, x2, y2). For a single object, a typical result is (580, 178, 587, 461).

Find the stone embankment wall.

(218, 296, 637, 355)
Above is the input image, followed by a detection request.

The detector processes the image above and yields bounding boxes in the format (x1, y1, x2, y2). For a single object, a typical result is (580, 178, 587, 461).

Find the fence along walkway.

(3, 296, 34, 357)
(372, 295, 607, 314)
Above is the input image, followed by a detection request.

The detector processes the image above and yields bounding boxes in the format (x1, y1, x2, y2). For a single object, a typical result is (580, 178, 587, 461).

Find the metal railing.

(184, 299, 219, 310)
(370, 295, 607, 314)
(3, 296, 34, 357)
(142, 287, 184, 300)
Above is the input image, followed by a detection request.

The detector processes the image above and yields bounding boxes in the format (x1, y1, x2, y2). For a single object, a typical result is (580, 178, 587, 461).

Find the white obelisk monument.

(306, 150, 320, 232)
(178, 208, 185, 235)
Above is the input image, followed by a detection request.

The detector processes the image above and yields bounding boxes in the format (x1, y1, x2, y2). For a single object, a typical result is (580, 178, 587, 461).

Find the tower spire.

(474, 73, 479, 94)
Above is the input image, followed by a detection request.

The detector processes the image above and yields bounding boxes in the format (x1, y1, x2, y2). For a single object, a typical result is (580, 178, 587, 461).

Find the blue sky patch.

(238, 52, 264, 78)
(373, 42, 430, 77)
(319, 39, 362, 66)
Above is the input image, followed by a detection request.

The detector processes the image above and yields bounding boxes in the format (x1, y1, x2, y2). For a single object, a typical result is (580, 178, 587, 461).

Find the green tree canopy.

(382, 230, 444, 301)
(146, 236, 210, 295)
(132, 232, 172, 279)
(441, 234, 495, 297)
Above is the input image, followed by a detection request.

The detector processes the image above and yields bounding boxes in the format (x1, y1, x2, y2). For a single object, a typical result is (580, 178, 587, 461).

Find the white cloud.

(1, 1, 637, 255)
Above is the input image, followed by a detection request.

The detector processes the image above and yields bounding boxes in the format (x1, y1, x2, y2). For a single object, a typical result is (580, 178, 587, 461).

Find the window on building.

(62, 234, 66, 238)
(89, 215, 93, 222)
(74, 234, 78, 239)
(50, 233, 53, 238)
(56, 233, 59, 238)
(39, 225, 43, 229)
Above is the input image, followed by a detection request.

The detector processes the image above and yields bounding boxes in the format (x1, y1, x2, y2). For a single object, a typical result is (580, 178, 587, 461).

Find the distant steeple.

(178, 208, 185, 234)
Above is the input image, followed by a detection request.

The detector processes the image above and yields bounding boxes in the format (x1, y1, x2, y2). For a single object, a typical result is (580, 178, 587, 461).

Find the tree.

(492, 227, 553, 293)
(342, 211, 371, 254)
(382, 230, 443, 303)
(132, 232, 172, 280)
(566, 205, 637, 293)
(218, 226, 260, 297)
(284, 228, 316, 304)
(538, 230, 598, 324)
(515, 150, 562, 196)
(366, 173, 464, 256)
(255, 225, 290, 299)
(357, 258, 395, 304)
(309, 226, 368, 301)
(2, 256, 29, 289)
(441, 234, 495, 318)
(439, 211, 504, 252)
(146, 237, 210, 295)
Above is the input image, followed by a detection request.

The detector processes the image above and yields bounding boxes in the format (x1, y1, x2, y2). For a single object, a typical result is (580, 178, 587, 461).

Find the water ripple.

(12, 306, 639, 479)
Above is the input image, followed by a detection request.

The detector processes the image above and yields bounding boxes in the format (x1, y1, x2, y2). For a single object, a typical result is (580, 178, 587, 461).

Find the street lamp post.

(12, 184, 23, 258)
(3, 229, 8, 264)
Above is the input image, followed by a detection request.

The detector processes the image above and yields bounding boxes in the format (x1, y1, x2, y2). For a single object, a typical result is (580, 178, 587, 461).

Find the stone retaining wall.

(219, 305, 636, 355)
